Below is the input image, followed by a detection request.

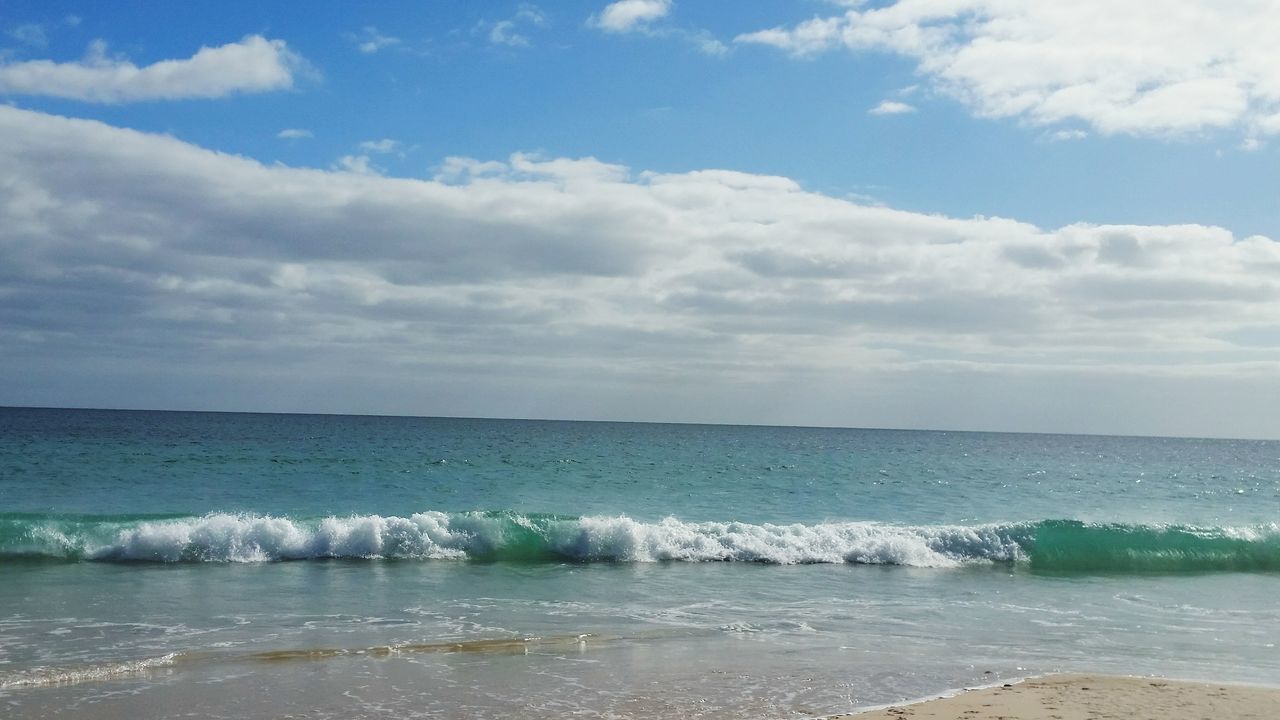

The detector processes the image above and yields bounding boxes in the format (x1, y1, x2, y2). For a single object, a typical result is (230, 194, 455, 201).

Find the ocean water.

(1, 407, 1278, 719)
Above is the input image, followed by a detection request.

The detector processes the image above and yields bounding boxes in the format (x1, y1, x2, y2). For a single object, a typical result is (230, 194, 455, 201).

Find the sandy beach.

(839, 674, 1280, 720)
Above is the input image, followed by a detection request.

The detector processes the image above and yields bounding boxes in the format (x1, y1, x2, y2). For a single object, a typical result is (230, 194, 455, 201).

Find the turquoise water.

(2, 408, 1278, 718)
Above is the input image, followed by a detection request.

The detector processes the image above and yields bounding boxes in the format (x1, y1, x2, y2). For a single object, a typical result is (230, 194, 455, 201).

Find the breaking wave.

(1, 512, 1277, 572)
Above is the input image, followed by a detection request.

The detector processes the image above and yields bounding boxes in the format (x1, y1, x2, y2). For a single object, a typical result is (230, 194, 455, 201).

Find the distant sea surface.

(2, 407, 1278, 719)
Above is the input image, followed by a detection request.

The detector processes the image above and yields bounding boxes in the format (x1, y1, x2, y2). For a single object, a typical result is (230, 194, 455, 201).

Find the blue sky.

(2, 1, 1280, 437)
(8, 0, 1275, 233)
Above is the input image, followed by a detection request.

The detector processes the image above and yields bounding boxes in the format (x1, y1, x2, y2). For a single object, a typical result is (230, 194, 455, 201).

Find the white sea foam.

(566, 516, 1028, 566)
(46, 512, 1034, 566)
(0, 653, 179, 689)
(92, 513, 469, 562)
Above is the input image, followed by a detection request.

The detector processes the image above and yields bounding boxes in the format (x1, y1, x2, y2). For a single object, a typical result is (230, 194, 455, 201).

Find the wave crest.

(0, 511, 1027, 566)
(2, 512, 1277, 572)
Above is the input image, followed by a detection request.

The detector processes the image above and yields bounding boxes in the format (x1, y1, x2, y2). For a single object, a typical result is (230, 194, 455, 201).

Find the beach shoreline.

(836, 673, 1280, 719)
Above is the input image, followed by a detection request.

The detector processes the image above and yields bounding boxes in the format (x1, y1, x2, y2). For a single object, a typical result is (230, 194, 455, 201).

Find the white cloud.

(348, 26, 400, 54)
(588, 1, 725, 56)
(687, 30, 728, 58)
(3, 106, 1279, 434)
(358, 138, 399, 153)
(736, 16, 842, 57)
(479, 4, 548, 48)
(1050, 129, 1088, 142)
(434, 156, 511, 181)
(8, 23, 48, 47)
(869, 100, 915, 115)
(332, 154, 378, 175)
(488, 20, 526, 47)
(590, 0, 672, 33)
(277, 128, 314, 140)
(1253, 111, 1280, 137)
(736, 1, 1280, 139)
(0, 35, 302, 103)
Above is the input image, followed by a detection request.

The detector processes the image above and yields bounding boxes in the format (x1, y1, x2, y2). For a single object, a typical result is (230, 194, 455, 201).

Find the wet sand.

(837, 674, 1280, 720)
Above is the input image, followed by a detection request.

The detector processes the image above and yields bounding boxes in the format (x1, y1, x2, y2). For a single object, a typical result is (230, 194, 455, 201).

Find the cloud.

(2, 106, 1279, 434)
(7, 23, 48, 47)
(1049, 129, 1088, 142)
(277, 128, 314, 140)
(348, 26, 400, 54)
(590, 0, 671, 33)
(332, 154, 378, 174)
(488, 20, 527, 47)
(869, 100, 915, 115)
(358, 138, 399, 153)
(588, 1, 725, 56)
(735, 2, 1280, 140)
(0, 35, 303, 102)
(684, 30, 728, 57)
(481, 4, 548, 48)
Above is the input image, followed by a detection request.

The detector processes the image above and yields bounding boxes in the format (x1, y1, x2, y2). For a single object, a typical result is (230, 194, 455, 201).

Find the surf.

(1, 511, 1276, 572)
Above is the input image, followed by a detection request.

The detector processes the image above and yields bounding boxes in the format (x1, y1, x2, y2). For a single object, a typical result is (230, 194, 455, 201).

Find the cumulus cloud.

(2, 106, 1279, 434)
(0, 35, 303, 102)
(590, 0, 672, 32)
(869, 100, 915, 115)
(277, 128, 313, 140)
(736, 1, 1280, 140)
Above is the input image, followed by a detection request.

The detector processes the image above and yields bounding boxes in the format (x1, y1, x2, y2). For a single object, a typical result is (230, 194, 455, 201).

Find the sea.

(1, 407, 1278, 719)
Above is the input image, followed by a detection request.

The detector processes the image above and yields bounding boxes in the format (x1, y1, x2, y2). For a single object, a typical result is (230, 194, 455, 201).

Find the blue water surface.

(3, 407, 1276, 524)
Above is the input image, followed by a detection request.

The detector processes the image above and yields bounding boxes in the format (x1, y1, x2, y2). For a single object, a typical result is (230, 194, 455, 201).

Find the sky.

(1, 0, 1279, 438)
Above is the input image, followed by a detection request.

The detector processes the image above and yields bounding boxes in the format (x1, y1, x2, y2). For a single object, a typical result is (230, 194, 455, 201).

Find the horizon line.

(1, 404, 1273, 444)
